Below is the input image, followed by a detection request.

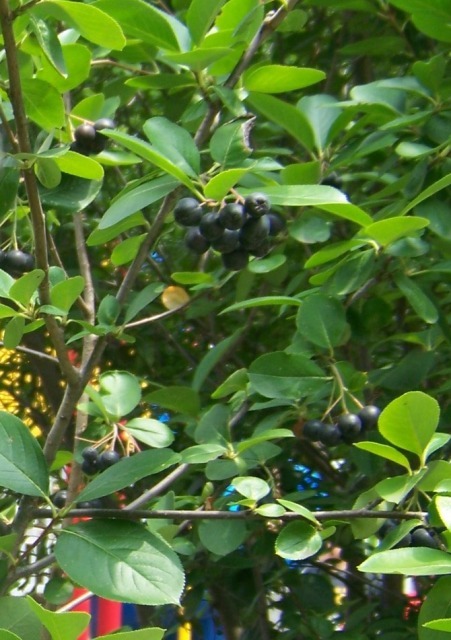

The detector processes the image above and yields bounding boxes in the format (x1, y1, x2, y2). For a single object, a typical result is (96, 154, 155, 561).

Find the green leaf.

(39, 174, 102, 213)
(236, 429, 294, 453)
(192, 329, 242, 392)
(0, 304, 19, 319)
(238, 184, 348, 207)
(9, 270, 45, 307)
(249, 351, 328, 400)
(55, 151, 104, 181)
(32, 0, 125, 50)
(123, 283, 164, 324)
(0, 164, 19, 218)
(243, 65, 325, 93)
(3, 316, 26, 349)
(50, 276, 85, 313)
(275, 521, 322, 560)
(163, 48, 231, 71)
(102, 130, 196, 193)
(29, 14, 66, 75)
(246, 92, 314, 152)
(231, 476, 270, 501)
(180, 444, 227, 464)
(394, 272, 438, 323)
(354, 442, 411, 471)
(21, 79, 65, 130)
(99, 370, 142, 418)
(0, 411, 49, 497)
(198, 519, 247, 556)
(94, 0, 183, 50)
(375, 473, 424, 503)
(211, 368, 248, 399)
(143, 117, 200, 176)
(55, 519, 185, 605)
(304, 239, 366, 268)
(0, 630, 21, 640)
(297, 94, 341, 152)
(204, 169, 249, 201)
(111, 235, 146, 266)
(423, 619, 451, 633)
(145, 386, 201, 417)
(171, 272, 214, 285)
(296, 294, 348, 349)
(93, 630, 165, 640)
(359, 216, 429, 246)
(435, 496, 451, 530)
(88, 214, 147, 246)
(97, 295, 120, 325)
(418, 576, 451, 639)
(248, 254, 286, 273)
(35, 158, 62, 189)
(210, 120, 252, 168)
(358, 548, 451, 575)
(125, 418, 174, 448)
(186, 0, 227, 44)
(254, 504, 286, 518)
(276, 499, 319, 525)
(220, 295, 302, 314)
(26, 597, 89, 640)
(36, 43, 91, 93)
(99, 176, 178, 229)
(75, 449, 181, 502)
(401, 174, 451, 216)
(0, 597, 43, 640)
(378, 391, 440, 457)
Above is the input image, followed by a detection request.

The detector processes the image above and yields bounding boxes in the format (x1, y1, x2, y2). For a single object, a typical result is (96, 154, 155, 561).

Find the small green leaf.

(423, 619, 451, 632)
(0, 596, 43, 640)
(394, 272, 438, 323)
(21, 78, 65, 130)
(50, 276, 84, 313)
(243, 64, 325, 93)
(435, 496, 451, 530)
(236, 429, 294, 453)
(111, 235, 146, 266)
(39, 174, 102, 214)
(378, 391, 440, 457)
(35, 158, 62, 189)
(198, 519, 247, 556)
(99, 370, 142, 418)
(248, 254, 286, 273)
(29, 15, 67, 75)
(221, 296, 302, 314)
(231, 476, 270, 501)
(255, 504, 286, 517)
(358, 548, 451, 575)
(186, 0, 227, 44)
(211, 368, 248, 399)
(204, 169, 249, 201)
(9, 270, 45, 307)
(192, 329, 242, 392)
(0, 164, 19, 218)
(55, 520, 185, 605)
(93, 630, 165, 640)
(171, 272, 214, 285)
(180, 444, 227, 464)
(143, 117, 200, 176)
(276, 499, 319, 525)
(125, 418, 174, 448)
(276, 521, 322, 560)
(210, 120, 252, 168)
(359, 216, 429, 246)
(26, 597, 90, 640)
(163, 48, 231, 71)
(145, 386, 201, 417)
(55, 151, 104, 181)
(238, 184, 348, 207)
(3, 316, 26, 349)
(123, 283, 164, 324)
(296, 294, 348, 349)
(354, 442, 411, 471)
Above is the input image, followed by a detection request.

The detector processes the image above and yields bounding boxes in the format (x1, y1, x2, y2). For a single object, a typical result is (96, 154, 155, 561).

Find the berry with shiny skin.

(244, 193, 270, 218)
(212, 229, 240, 254)
(98, 450, 121, 470)
(303, 419, 325, 441)
(267, 212, 286, 236)
(174, 198, 203, 227)
(81, 458, 99, 475)
(199, 213, 224, 241)
(318, 423, 341, 446)
(358, 405, 381, 430)
(249, 237, 271, 258)
(239, 215, 270, 250)
(410, 527, 439, 549)
(336, 413, 362, 443)
(51, 490, 68, 508)
(4, 249, 35, 273)
(81, 446, 99, 463)
(218, 203, 246, 230)
(222, 248, 249, 271)
(74, 123, 96, 145)
(185, 228, 210, 254)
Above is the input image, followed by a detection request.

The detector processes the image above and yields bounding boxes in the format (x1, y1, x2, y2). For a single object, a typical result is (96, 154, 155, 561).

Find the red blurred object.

(71, 587, 91, 640)
(96, 598, 122, 635)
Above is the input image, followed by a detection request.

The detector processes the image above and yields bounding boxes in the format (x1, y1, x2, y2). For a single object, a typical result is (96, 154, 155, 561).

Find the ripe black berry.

(222, 249, 249, 271)
(336, 413, 362, 443)
(174, 198, 203, 226)
(318, 423, 341, 446)
(249, 237, 271, 258)
(81, 458, 99, 475)
(51, 490, 68, 508)
(303, 419, 325, 440)
(218, 203, 246, 230)
(244, 193, 270, 218)
(94, 118, 115, 132)
(4, 249, 35, 273)
(212, 230, 240, 254)
(0, 249, 6, 267)
(185, 228, 210, 254)
(81, 446, 99, 463)
(199, 213, 224, 241)
(76, 498, 104, 509)
(267, 212, 286, 236)
(98, 450, 121, 470)
(239, 215, 270, 250)
(74, 123, 96, 145)
(321, 173, 343, 190)
(410, 527, 439, 549)
(358, 405, 381, 430)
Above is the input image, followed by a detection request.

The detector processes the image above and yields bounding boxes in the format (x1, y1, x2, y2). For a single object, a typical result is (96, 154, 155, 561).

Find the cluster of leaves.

(0, 0, 450, 639)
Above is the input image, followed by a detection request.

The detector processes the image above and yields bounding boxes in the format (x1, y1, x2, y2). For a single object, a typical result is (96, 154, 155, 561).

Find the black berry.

(244, 193, 270, 218)
(199, 213, 224, 241)
(174, 198, 203, 227)
(94, 118, 115, 132)
(74, 123, 96, 146)
(81, 446, 99, 463)
(81, 458, 99, 475)
(212, 230, 240, 254)
(410, 527, 439, 549)
(358, 405, 381, 430)
(218, 203, 246, 230)
(4, 249, 35, 273)
(336, 413, 362, 443)
(98, 450, 121, 470)
(185, 228, 210, 254)
(51, 490, 68, 508)
(222, 249, 249, 271)
(303, 419, 325, 441)
(239, 215, 270, 250)
(267, 212, 286, 236)
(318, 423, 341, 446)
(249, 237, 271, 258)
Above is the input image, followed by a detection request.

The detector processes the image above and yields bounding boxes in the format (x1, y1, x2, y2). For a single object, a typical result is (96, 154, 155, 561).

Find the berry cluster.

(81, 446, 121, 476)
(303, 405, 381, 446)
(71, 118, 115, 156)
(51, 489, 106, 510)
(0, 249, 35, 275)
(381, 523, 440, 549)
(173, 193, 285, 271)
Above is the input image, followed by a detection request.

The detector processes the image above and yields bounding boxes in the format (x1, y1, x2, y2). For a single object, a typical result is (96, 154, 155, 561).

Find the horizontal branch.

(33, 507, 426, 522)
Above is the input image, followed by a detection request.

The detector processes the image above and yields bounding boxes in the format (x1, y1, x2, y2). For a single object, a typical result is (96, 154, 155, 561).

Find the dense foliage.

(0, 0, 450, 638)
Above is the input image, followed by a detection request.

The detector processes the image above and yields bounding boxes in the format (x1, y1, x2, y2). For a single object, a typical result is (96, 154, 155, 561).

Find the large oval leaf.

(55, 519, 185, 605)
(275, 521, 322, 560)
(358, 548, 451, 575)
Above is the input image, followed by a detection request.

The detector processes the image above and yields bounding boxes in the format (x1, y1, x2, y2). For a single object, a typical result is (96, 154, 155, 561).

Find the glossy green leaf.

(304, 240, 366, 268)
(9, 270, 45, 307)
(0, 597, 42, 640)
(296, 294, 348, 349)
(171, 272, 214, 285)
(297, 94, 341, 151)
(95, 0, 184, 50)
(55, 151, 104, 181)
(146, 386, 201, 417)
(358, 548, 451, 575)
(423, 619, 451, 632)
(125, 418, 174, 448)
(276, 499, 319, 525)
(143, 117, 200, 176)
(98, 370, 142, 418)
(276, 521, 322, 560)
(198, 519, 247, 556)
(211, 368, 248, 399)
(210, 121, 252, 168)
(32, 0, 126, 50)
(395, 272, 438, 323)
(238, 184, 348, 207)
(39, 174, 103, 213)
(35, 158, 62, 189)
(187, 0, 227, 43)
(354, 442, 411, 471)
(21, 79, 65, 130)
(359, 216, 429, 246)
(248, 254, 286, 273)
(192, 329, 242, 392)
(401, 174, 451, 216)
(221, 296, 302, 314)
(29, 15, 66, 75)
(247, 92, 314, 151)
(55, 520, 184, 605)
(255, 504, 286, 517)
(99, 176, 179, 229)
(111, 235, 146, 266)
(236, 429, 294, 454)
(204, 169, 249, 201)
(180, 444, 227, 464)
(123, 283, 164, 324)
(378, 391, 440, 457)
(163, 48, 231, 71)
(3, 316, 26, 349)
(26, 597, 89, 640)
(375, 473, 424, 503)
(87, 213, 146, 247)
(50, 276, 85, 313)
(102, 130, 196, 192)
(94, 630, 165, 640)
(0, 164, 19, 218)
(0, 411, 49, 497)
(0, 630, 21, 640)
(243, 65, 325, 93)
(418, 576, 451, 639)
(76, 449, 180, 502)
(434, 496, 451, 530)
(36, 43, 91, 93)
(231, 476, 270, 501)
